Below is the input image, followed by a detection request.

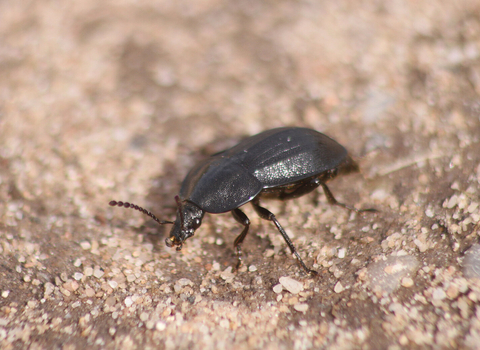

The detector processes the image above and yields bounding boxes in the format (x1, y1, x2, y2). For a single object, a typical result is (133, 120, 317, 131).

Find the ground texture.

(1, 1, 480, 349)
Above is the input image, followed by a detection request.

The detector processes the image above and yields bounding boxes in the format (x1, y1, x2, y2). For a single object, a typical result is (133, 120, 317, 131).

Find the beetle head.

(165, 196, 204, 251)
(108, 197, 204, 251)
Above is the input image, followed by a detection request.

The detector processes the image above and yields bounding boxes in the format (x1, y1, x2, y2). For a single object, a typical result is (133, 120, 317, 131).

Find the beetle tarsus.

(234, 253, 243, 272)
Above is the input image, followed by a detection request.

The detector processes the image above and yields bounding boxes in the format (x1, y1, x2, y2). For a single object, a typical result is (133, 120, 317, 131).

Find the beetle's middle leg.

(251, 200, 317, 275)
(278, 178, 321, 200)
(231, 208, 250, 270)
(320, 183, 377, 213)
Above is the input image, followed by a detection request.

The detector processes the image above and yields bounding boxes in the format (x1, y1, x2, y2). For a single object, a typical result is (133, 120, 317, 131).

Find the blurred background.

(1, 1, 479, 349)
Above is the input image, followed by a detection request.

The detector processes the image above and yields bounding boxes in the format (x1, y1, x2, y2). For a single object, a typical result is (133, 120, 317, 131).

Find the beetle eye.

(193, 218, 201, 228)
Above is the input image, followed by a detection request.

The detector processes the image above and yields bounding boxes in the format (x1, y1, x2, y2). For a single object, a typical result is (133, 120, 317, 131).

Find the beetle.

(110, 127, 376, 274)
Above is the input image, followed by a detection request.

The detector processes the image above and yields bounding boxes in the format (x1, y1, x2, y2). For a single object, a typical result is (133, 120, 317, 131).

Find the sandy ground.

(1, 0, 480, 349)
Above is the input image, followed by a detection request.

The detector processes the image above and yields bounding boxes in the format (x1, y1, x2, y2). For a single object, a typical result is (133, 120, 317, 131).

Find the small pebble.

(273, 284, 283, 294)
(80, 241, 91, 250)
(294, 303, 309, 312)
(425, 209, 434, 218)
(175, 278, 193, 288)
(334, 281, 345, 293)
(105, 297, 115, 307)
(93, 269, 104, 279)
(264, 249, 275, 258)
(467, 202, 478, 213)
(288, 296, 299, 305)
(156, 321, 166, 331)
(432, 288, 446, 301)
(44, 283, 54, 296)
(220, 267, 235, 281)
(446, 284, 459, 299)
(401, 277, 414, 288)
(444, 195, 458, 209)
(70, 281, 79, 291)
(279, 277, 303, 294)
(73, 273, 84, 281)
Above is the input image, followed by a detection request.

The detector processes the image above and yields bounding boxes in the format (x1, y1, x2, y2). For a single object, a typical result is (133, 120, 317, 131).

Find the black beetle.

(110, 127, 375, 274)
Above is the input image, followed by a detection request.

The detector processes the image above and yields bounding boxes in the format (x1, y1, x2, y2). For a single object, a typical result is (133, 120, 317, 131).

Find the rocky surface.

(1, 0, 480, 349)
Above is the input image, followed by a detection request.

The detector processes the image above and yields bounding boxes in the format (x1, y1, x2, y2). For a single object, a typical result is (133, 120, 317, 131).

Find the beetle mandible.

(110, 127, 376, 274)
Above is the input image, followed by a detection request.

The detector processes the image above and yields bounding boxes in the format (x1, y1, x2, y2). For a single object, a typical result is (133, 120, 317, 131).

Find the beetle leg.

(320, 183, 377, 213)
(251, 201, 317, 275)
(279, 178, 321, 200)
(231, 208, 250, 270)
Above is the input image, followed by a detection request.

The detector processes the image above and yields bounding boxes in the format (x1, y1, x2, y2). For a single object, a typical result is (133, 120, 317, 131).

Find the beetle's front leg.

(231, 208, 250, 270)
(251, 201, 317, 275)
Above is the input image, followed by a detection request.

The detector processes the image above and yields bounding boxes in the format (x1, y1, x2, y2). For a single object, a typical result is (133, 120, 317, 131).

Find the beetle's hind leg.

(251, 201, 317, 275)
(231, 208, 250, 270)
(320, 183, 377, 213)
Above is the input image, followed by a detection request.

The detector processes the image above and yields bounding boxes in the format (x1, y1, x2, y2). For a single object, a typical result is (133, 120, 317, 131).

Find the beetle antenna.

(109, 200, 174, 225)
(174, 195, 185, 228)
